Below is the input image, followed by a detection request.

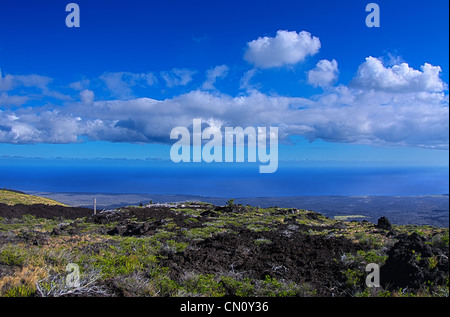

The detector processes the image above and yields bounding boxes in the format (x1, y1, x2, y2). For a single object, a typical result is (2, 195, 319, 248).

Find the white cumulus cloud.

(351, 56, 447, 93)
(307, 59, 339, 88)
(244, 30, 321, 68)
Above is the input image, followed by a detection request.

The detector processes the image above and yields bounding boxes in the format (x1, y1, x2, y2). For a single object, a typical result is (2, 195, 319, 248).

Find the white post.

(94, 198, 97, 215)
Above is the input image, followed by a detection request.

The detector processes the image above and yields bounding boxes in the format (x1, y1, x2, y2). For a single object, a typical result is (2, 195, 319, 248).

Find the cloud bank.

(0, 31, 448, 150)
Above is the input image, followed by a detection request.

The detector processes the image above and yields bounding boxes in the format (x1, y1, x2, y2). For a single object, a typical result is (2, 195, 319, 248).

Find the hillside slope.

(0, 189, 67, 207)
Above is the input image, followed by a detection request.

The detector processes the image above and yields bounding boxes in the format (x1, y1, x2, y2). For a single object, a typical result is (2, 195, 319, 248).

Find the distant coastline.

(28, 191, 449, 228)
(4, 161, 448, 227)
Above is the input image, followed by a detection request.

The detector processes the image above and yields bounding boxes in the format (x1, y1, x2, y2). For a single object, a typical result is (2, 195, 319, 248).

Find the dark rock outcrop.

(377, 216, 392, 230)
(381, 233, 449, 290)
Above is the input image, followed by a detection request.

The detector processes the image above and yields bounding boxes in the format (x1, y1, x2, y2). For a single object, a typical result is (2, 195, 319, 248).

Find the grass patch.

(184, 226, 226, 240)
(334, 215, 366, 221)
(0, 190, 67, 206)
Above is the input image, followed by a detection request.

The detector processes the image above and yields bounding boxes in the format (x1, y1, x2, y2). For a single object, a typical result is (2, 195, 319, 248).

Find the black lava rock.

(377, 216, 392, 230)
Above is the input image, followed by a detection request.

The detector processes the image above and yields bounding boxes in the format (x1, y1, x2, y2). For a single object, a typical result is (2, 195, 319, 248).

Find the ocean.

(0, 159, 448, 197)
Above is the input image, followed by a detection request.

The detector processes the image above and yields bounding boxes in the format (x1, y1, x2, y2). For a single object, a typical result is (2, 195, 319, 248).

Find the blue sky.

(0, 0, 449, 167)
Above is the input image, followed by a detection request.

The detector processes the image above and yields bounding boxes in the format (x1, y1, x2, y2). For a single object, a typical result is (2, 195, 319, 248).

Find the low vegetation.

(0, 193, 448, 297)
(0, 189, 67, 207)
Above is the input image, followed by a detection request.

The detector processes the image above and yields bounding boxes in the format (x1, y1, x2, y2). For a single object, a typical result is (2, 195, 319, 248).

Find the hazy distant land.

(28, 191, 449, 227)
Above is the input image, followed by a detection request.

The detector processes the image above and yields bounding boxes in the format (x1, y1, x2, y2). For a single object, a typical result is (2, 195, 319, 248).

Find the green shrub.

(356, 288, 391, 297)
(147, 266, 180, 296)
(260, 275, 308, 297)
(3, 284, 35, 297)
(164, 240, 188, 253)
(427, 256, 439, 270)
(220, 276, 255, 297)
(181, 274, 225, 297)
(356, 250, 388, 265)
(343, 268, 364, 289)
(226, 199, 235, 207)
(0, 246, 26, 266)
